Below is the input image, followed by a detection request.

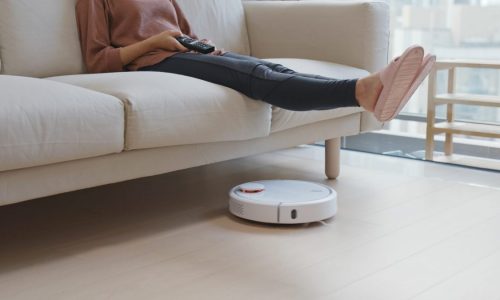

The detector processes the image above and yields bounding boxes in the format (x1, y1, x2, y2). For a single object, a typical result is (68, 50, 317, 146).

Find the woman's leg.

(139, 52, 359, 111)
(222, 52, 333, 81)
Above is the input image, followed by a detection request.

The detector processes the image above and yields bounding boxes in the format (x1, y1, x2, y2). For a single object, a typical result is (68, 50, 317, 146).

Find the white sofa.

(0, 0, 389, 206)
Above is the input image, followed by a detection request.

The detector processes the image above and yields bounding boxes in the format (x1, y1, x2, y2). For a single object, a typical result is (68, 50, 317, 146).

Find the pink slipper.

(390, 54, 437, 119)
(374, 45, 424, 122)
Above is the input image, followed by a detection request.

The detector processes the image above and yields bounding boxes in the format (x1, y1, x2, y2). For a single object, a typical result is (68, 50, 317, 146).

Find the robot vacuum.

(229, 180, 337, 224)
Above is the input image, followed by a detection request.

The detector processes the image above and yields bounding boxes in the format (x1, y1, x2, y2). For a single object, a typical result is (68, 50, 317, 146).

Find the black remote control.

(175, 36, 215, 54)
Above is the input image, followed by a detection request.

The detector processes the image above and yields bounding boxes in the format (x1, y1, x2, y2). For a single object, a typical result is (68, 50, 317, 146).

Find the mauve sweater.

(76, 0, 197, 73)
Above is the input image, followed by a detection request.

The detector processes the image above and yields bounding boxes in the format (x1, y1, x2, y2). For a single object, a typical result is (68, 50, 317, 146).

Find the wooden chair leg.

(426, 67, 437, 161)
(444, 68, 455, 156)
(325, 137, 341, 179)
(444, 103, 454, 156)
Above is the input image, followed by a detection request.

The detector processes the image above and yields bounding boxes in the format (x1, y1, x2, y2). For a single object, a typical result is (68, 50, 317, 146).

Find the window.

(343, 0, 500, 168)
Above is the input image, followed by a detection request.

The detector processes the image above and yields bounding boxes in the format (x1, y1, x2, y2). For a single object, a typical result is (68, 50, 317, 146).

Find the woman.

(76, 0, 435, 122)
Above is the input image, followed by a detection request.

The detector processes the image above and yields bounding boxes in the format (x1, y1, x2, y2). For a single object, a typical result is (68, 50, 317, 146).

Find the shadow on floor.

(0, 155, 331, 274)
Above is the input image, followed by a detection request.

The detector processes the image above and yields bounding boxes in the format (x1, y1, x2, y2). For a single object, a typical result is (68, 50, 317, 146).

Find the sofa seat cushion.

(48, 72, 272, 150)
(0, 75, 125, 172)
(263, 58, 369, 133)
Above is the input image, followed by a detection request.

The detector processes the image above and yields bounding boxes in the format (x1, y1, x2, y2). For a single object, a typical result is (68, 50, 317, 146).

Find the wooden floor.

(1, 146, 500, 300)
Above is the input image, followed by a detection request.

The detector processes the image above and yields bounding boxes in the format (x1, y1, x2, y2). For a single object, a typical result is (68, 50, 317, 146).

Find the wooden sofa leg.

(325, 137, 341, 180)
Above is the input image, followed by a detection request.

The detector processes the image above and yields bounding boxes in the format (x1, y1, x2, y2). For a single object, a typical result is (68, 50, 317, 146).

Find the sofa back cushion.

(0, 0, 85, 77)
(176, 0, 250, 56)
(0, 0, 249, 77)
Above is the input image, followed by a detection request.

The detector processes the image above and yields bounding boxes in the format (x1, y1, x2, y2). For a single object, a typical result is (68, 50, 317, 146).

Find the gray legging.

(138, 52, 359, 111)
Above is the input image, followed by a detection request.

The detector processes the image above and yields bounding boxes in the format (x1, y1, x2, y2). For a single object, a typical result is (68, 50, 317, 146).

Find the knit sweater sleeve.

(172, 0, 198, 39)
(75, 0, 123, 73)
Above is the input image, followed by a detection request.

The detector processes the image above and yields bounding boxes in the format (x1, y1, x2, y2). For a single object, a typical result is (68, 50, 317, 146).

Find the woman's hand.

(120, 31, 186, 67)
(200, 39, 225, 56)
(147, 30, 189, 52)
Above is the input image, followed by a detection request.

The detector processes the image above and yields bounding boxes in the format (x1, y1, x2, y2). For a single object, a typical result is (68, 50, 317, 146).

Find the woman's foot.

(355, 45, 433, 122)
(355, 73, 383, 112)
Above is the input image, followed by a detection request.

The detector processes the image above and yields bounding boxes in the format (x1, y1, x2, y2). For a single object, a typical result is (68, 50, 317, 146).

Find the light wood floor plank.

(323, 191, 500, 300)
(411, 249, 500, 300)
(0, 147, 499, 300)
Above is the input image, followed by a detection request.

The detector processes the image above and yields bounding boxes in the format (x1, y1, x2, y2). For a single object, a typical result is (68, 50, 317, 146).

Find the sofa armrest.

(243, 1, 390, 73)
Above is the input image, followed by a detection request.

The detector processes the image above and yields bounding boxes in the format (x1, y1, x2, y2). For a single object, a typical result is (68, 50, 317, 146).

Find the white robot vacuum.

(229, 180, 337, 224)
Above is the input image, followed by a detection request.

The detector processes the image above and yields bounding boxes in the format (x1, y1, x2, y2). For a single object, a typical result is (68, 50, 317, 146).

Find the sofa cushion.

(177, 0, 250, 56)
(0, 75, 125, 172)
(0, 0, 84, 77)
(48, 72, 272, 150)
(0, 0, 249, 77)
(263, 58, 369, 133)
